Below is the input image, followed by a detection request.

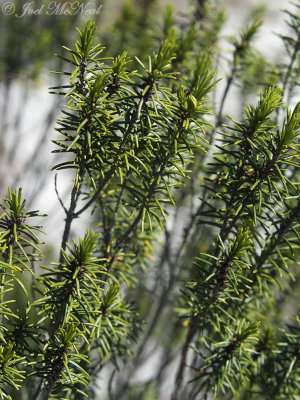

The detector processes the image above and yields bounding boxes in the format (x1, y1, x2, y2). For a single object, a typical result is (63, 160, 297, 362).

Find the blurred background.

(0, 0, 289, 253)
(1, 2, 299, 399)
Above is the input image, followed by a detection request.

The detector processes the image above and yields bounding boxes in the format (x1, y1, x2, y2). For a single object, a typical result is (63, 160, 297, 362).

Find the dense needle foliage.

(0, 1, 299, 399)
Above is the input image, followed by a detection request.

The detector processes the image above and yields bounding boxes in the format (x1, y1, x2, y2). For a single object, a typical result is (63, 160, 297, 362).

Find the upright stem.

(171, 319, 199, 400)
(282, 32, 300, 98)
(276, 32, 300, 123)
(59, 178, 82, 264)
(216, 59, 237, 127)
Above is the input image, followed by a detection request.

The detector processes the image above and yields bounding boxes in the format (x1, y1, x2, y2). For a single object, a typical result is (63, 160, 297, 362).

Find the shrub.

(0, 1, 299, 399)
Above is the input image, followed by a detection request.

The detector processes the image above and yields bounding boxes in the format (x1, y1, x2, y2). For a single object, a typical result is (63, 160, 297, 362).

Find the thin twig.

(54, 174, 68, 214)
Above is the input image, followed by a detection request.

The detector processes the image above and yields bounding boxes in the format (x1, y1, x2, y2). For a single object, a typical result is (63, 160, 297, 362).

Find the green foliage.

(0, 343, 25, 399)
(37, 231, 106, 331)
(0, 1, 299, 399)
(251, 318, 300, 399)
(0, 188, 44, 268)
(192, 320, 260, 398)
